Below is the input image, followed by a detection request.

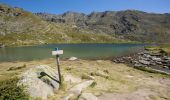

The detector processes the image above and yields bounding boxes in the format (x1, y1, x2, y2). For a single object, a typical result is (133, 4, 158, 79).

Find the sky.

(0, 0, 170, 14)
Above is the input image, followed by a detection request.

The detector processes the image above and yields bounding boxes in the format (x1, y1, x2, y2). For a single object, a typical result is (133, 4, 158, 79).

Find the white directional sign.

(52, 50, 63, 55)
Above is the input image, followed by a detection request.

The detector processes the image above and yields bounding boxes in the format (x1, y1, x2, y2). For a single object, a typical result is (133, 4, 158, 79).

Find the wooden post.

(56, 54, 62, 84)
(52, 47, 63, 84)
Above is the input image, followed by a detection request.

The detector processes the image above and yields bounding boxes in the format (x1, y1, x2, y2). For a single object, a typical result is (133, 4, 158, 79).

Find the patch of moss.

(145, 45, 170, 55)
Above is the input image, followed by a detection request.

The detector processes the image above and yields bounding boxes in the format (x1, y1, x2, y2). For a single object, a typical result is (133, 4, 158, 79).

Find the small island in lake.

(0, 1, 170, 100)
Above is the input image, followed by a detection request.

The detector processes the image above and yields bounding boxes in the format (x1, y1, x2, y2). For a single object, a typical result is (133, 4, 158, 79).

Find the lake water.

(0, 43, 146, 62)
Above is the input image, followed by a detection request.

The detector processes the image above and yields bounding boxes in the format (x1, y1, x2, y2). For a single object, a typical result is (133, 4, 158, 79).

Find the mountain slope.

(1, 3, 170, 47)
(36, 10, 170, 43)
(0, 4, 127, 46)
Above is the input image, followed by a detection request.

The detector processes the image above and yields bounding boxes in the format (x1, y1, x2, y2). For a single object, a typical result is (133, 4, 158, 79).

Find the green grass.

(0, 77, 29, 100)
(145, 45, 170, 55)
(0, 22, 138, 47)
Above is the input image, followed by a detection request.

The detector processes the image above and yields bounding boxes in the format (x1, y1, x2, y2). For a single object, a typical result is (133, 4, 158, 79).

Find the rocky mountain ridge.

(1, 3, 170, 47)
(0, 4, 124, 46)
(36, 10, 170, 43)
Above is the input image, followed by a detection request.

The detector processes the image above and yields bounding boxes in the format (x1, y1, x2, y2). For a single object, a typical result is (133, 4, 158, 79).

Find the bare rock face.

(78, 93, 98, 100)
(18, 65, 60, 100)
(69, 80, 94, 95)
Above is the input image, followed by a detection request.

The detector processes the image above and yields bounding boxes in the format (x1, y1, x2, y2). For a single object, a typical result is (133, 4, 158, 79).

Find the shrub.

(0, 77, 29, 100)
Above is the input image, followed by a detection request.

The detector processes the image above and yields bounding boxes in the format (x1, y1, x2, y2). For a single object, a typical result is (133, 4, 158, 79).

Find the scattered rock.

(139, 60, 150, 65)
(155, 61, 162, 65)
(18, 65, 60, 100)
(79, 93, 98, 100)
(81, 73, 95, 80)
(95, 70, 109, 78)
(143, 54, 151, 58)
(63, 74, 82, 84)
(69, 57, 78, 61)
(69, 80, 94, 95)
(134, 63, 143, 67)
(0, 44, 5, 48)
(113, 50, 170, 74)
(125, 75, 134, 78)
(96, 60, 102, 63)
(163, 57, 170, 60)
(163, 66, 169, 69)
(139, 56, 150, 61)
(152, 57, 162, 62)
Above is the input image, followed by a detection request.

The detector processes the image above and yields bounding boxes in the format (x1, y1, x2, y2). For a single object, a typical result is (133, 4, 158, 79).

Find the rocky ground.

(113, 48, 170, 75)
(0, 58, 170, 100)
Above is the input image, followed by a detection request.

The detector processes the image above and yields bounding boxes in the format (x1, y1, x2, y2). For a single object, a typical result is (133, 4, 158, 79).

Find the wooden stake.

(52, 47, 63, 84)
(56, 54, 62, 84)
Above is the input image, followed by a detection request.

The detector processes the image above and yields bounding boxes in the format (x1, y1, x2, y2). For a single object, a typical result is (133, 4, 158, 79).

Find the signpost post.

(52, 47, 63, 84)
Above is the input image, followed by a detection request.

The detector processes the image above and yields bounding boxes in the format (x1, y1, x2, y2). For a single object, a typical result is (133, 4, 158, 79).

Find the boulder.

(18, 65, 60, 100)
(69, 80, 94, 95)
(78, 93, 98, 100)
(134, 63, 143, 67)
(125, 75, 134, 78)
(143, 54, 151, 58)
(95, 70, 109, 78)
(139, 56, 149, 61)
(81, 73, 95, 80)
(69, 57, 78, 61)
(0, 44, 5, 48)
(164, 57, 170, 60)
(139, 60, 150, 65)
(151, 57, 162, 62)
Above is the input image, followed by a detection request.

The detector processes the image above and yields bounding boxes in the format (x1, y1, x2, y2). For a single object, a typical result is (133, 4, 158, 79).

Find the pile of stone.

(133, 51, 170, 69)
(113, 51, 170, 69)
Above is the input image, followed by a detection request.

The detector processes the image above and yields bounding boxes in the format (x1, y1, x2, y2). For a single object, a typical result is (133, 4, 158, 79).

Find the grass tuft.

(0, 77, 29, 100)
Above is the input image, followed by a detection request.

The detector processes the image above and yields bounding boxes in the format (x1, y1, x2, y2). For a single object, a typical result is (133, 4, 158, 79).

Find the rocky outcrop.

(18, 65, 60, 100)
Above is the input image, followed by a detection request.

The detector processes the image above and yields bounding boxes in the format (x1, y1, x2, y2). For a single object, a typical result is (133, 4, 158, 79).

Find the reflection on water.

(0, 43, 146, 62)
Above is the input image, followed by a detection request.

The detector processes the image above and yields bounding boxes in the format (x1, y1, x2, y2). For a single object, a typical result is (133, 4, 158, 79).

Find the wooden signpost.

(52, 47, 63, 84)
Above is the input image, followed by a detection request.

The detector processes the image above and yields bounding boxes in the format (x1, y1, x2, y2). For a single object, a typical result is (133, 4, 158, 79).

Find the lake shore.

(0, 58, 170, 99)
